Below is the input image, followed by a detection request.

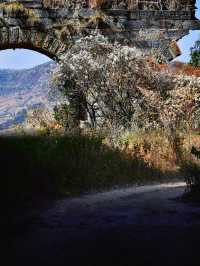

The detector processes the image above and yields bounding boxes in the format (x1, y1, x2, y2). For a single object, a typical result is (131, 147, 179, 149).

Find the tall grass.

(3, 128, 200, 206)
(111, 129, 184, 172)
(0, 134, 161, 204)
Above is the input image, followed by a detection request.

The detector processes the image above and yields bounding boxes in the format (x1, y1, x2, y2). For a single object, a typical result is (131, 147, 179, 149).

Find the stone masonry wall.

(0, 0, 199, 61)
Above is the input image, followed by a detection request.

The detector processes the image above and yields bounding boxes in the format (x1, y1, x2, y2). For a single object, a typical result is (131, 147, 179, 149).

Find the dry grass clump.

(110, 130, 181, 172)
(109, 130, 200, 175)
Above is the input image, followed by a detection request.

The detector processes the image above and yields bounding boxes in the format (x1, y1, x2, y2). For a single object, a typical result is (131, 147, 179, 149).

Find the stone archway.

(0, 0, 199, 128)
(0, 0, 199, 131)
(0, 0, 199, 63)
(0, 27, 67, 60)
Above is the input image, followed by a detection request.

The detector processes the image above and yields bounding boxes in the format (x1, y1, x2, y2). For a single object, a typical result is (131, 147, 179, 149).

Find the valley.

(0, 62, 56, 130)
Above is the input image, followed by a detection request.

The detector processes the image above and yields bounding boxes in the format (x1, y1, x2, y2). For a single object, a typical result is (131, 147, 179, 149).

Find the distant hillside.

(0, 61, 58, 130)
(0, 61, 55, 95)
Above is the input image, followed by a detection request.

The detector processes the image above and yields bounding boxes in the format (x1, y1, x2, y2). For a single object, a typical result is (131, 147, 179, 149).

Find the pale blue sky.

(0, 1, 200, 69)
(0, 49, 52, 69)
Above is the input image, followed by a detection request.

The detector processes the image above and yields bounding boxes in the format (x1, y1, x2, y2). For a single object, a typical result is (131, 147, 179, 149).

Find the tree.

(190, 40, 200, 67)
(53, 31, 200, 161)
(53, 32, 173, 130)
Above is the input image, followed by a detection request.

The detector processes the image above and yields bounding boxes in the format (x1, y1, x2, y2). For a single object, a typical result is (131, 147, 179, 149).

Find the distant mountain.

(0, 61, 59, 130)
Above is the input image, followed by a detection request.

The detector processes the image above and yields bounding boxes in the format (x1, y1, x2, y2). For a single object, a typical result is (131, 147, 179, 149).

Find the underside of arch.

(0, 27, 68, 60)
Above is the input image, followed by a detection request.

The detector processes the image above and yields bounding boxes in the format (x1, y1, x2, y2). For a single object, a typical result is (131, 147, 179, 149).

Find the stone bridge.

(0, 0, 199, 62)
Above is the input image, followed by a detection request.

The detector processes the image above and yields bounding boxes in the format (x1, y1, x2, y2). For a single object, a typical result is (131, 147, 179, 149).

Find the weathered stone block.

(43, 0, 65, 9)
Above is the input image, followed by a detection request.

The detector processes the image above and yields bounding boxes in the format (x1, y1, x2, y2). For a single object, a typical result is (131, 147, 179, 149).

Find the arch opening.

(0, 44, 58, 62)
(0, 48, 53, 70)
(0, 48, 57, 132)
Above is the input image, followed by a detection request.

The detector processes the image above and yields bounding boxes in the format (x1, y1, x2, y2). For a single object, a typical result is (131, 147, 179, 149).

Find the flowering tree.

(53, 33, 173, 130)
(52, 32, 200, 165)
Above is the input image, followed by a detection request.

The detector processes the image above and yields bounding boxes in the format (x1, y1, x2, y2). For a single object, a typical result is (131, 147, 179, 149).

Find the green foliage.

(53, 104, 74, 130)
(190, 40, 200, 67)
(191, 146, 200, 159)
(183, 161, 200, 188)
(181, 146, 200, 191)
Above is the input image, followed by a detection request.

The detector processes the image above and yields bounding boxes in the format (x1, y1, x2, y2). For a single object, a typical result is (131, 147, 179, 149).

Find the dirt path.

(7, 182, 200, 266)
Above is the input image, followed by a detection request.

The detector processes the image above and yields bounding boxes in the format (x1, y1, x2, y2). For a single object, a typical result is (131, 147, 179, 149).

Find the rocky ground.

(5, 182, 200, 266)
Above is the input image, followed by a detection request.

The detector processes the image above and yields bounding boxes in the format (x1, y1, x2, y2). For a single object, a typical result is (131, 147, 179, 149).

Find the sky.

(0, 1, 200, 69)
(0, 49, 52, 69)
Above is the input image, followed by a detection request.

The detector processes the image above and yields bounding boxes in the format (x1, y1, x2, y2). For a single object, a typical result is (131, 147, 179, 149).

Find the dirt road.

(7, 182, 200, 266)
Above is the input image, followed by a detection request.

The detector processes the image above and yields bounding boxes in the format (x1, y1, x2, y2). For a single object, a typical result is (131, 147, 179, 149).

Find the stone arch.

(0, 27, 68, 60)
(0, 0, 197, 64)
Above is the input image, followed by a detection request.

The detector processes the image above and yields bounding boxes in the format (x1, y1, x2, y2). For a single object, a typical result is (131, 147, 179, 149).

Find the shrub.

(109, 129, 183, 172)
(190, 40, 200, 68)
(183, 161, 200, 190)
(180, 146, 200, 193)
